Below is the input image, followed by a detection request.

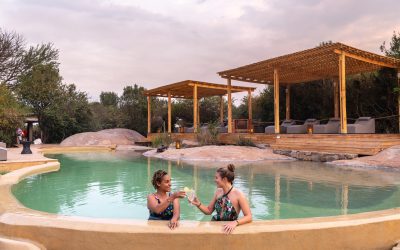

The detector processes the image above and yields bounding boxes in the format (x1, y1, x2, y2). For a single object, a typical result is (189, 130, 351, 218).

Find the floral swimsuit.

(148, 193, 174, 220)
(212, 186, 238, 221)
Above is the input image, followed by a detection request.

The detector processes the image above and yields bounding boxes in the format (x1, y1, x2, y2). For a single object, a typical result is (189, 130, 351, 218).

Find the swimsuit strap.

(223, 186, 234, 197)
(153, 193, 170, 204)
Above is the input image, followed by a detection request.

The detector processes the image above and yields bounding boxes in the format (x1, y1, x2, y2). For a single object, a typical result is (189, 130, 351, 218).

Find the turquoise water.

(11, 152, 400, 221)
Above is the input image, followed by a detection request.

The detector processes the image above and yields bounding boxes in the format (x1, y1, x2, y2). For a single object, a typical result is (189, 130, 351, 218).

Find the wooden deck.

(148, 133, 400, 156)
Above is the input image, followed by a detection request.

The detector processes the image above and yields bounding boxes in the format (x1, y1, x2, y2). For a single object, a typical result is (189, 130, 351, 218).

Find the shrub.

(151, 133, 173, 148)
(236, 135, 256, 147)
(196, 121, 219, 145)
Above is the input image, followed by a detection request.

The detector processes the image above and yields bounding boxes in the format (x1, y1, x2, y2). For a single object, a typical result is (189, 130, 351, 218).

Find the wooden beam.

(147, 96, 151, 134)
(188, 82, 254, 92)
(339, 53, 347, 133)
(227, 78, 233, 133)
(193, 84, 198, 133)
(285, 86, 290, 120)
(274, 69, 280, 133)
(248, 90, 252, 132)
(168, 91, 172, 133)
(220, 95, 224, 125)
(334, 49, 398, 68)
(333, 78, 339, 118)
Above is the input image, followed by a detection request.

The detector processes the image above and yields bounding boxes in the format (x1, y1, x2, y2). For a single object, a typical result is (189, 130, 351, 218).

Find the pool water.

(11, 152, 400, 221)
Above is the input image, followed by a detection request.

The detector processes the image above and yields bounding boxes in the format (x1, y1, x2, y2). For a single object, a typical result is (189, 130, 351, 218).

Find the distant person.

(16, 128, 23, 144)
(190, 164, 252, 234)
(147, 170, 185, 229)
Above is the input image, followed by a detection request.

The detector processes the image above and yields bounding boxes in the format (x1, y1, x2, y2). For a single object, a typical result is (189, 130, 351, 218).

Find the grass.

(0, 170, 9, 175)
(236, 135, 257, 147)
(196, 121, 219, 146)
(151, 133, 173, 148)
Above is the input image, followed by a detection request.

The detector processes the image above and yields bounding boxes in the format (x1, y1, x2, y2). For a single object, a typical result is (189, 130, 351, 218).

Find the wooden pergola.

(218, 42, 400, 134)
(144, 80, 256, 133)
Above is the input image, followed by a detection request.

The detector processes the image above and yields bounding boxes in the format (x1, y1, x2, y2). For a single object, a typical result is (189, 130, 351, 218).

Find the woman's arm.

(169, 198, 180, 229)
(147, 191, 185, 214)
(236, 194, 252, 225)
(223, 193, 252, 234)
(191, 191, 218, 215)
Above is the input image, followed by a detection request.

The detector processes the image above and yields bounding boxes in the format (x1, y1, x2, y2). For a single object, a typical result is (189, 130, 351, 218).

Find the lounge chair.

(313, 118, 340, 134)
(217, 125, 228, 133)
(265, 120, 296, 134)
(347, 117, 375, 133)
(286, 119, 320, 134)
(0, 142, 7, 161)
(184, 127, 194, 133)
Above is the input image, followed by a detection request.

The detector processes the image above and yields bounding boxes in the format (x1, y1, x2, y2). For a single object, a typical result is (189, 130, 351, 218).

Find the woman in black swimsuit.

(147, 170, 185, 229)
(190, 164, 252, 234)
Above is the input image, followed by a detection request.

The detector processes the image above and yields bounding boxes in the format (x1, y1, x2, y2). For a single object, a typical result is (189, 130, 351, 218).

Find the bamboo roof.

(144, 80, 256, 99)
(218, 42, 400, 84)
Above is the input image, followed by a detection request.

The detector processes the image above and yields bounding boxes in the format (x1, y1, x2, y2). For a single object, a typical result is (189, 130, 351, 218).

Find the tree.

(100, 91, 119, 107)
(89, 102, 124, 130)
(119, 84, 148, 135)
(17, 64, 63, 121)
(0, 29, 58, 86)
(0, 84, 25, 146)
(380, 31, 400, 59)
(40, 84, 93, 143)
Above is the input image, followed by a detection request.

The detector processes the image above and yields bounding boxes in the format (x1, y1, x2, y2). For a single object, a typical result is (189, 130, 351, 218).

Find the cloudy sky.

(1, 0, 399, 102)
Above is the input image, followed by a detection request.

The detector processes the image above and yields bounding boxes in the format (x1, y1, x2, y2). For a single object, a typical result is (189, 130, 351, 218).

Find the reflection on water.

(12, 152, 400, 221)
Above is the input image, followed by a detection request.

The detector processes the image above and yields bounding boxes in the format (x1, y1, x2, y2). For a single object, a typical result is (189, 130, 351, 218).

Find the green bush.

(236, 136, 256, 147)
(151, 133, 173, 148)
(196, 121, 219, 146)
(0, 84, 25, 147)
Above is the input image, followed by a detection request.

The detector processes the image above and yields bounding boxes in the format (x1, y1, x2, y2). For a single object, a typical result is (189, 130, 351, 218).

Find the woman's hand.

(189, 196, 201, 207)
(223, 221, 238, 234)
(172, 191, 186, 200)
(168, 217, 179, 230)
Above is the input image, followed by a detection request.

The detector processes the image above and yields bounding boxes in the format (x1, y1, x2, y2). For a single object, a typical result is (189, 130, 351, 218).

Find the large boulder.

(60, 128, 145, 146)
(330, 145, 400, 169)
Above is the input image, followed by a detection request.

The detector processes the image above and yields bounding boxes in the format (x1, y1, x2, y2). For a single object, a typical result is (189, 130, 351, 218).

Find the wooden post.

(168, 91, 172, 133)
(398, 71, 400, 133)
(227, 78, 233, 133)
(333, 78, 339, 118)
(193, 84, 198, 133)
(220, 95, 224, 125)
(274, 69, 280, 134)
(198, 98, 200, 127)
(147, 96, 151, 134)
(248, 90, 252, 132)
(285, 85, 290, 120)
(339, 53, 347, 133)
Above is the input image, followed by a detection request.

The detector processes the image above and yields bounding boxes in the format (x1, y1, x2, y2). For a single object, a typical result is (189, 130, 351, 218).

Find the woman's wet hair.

(216, 164, 235, 183)
(152, 170, 168, 189)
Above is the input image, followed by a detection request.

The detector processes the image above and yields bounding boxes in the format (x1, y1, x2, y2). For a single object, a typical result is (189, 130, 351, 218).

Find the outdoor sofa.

(313, 118, 340, 134)
(347, 117, 375, 133)
(265, 120, 296, 134)
(286, 119, 320, 134)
